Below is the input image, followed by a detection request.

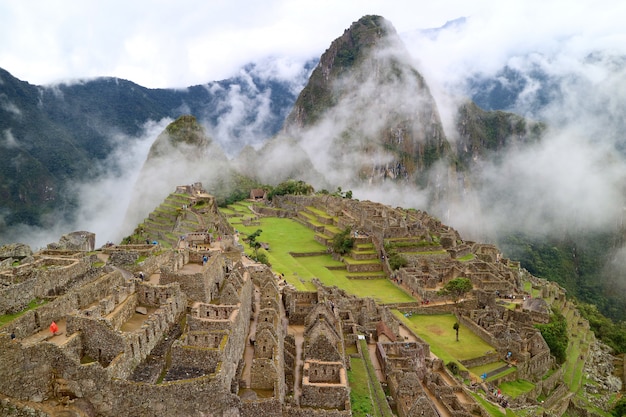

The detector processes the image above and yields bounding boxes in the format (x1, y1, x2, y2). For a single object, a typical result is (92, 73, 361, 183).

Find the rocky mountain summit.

(281, 15, 450, 185)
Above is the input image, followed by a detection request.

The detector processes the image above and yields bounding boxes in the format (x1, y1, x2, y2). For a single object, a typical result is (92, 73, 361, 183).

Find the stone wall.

(251, 357, 279, 390)
(160, 253, 225, 303)
(170, 343, 222, 373)
(284, 406, 352, 417)
(459, 352, 501, 369)
(0, 278, 36, 315)
(300, 383, 350, 410)
(107, 293, 139, 331)
(136, 282, 182, 307)
(0, 255, 96, 315)
(66, 315, 125, 367)
(240, 398, 283, 417)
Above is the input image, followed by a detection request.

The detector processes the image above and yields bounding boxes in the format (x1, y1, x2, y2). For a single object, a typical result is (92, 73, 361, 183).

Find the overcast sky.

(2, 0, 624, 88)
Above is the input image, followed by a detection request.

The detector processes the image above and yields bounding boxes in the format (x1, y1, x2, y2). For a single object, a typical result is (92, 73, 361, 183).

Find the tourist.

(50, 321, 59, 335)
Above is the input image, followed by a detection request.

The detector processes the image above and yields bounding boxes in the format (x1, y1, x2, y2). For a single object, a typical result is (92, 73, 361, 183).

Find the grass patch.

(0, 299, 46, 327)
(469, 392, 507, 417)
(393, 311, 494, 363)
(499, 379, 535, 399)
(228, 212, 412, 302)
(469, 361, 509, 377)
(458, 253, 475, 261)
(348, 356, 376, 416)
(360, 339, 394, 417)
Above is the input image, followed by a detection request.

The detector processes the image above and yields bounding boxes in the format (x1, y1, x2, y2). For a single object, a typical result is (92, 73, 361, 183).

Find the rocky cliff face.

(454, 101, 545, 168)
(280, 15, 450, 187)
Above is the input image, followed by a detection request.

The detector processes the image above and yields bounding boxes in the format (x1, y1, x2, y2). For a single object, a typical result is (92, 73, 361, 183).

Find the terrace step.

(346, 273, 387, 280)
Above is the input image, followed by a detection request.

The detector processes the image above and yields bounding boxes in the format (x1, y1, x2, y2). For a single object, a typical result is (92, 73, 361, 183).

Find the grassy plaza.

(225, 205, 413, 303)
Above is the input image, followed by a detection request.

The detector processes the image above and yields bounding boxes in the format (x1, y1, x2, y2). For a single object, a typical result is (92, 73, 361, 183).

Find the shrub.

(332, 227, 355, 255)
(389, 253, 408, 270)
(446, 361, 460, 375)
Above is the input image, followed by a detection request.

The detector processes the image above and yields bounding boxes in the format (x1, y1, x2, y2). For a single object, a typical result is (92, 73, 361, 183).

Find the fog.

(4, 11, 626, 255)
(0, 119, 168, 249)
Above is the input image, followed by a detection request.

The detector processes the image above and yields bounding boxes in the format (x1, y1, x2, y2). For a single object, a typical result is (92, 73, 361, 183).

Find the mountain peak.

(147, 115, 211, 160)
(282, 15, 397, 129)
(280, 15, 449, 187)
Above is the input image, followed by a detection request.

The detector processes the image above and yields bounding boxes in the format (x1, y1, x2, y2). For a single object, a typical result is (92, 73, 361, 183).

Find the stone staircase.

(140, 193, 200, 247)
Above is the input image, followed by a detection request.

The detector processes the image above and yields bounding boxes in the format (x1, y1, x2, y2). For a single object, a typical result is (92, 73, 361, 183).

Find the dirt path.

(366, 342, 386, 382)
(288, 324, 305, 404)
(422, 379, 453, 417)
(22, 319, 69, 346)
(241, 286, 261, 389)
(398, 323, 418, 342)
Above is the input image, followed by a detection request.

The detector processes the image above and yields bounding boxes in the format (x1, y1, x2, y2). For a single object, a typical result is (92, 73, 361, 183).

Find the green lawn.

(348, 356, 377, 417)
(225, 207, 413, 303)
(499, 379, 535, 399)
(392, 311, 494, 363)
(469, 361, 509, 377)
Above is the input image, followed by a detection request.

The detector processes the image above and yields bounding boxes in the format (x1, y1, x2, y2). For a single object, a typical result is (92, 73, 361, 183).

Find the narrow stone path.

(241, 285, 261, 388)
(288, 324, 305, 404)
(366, 342, 386, 382)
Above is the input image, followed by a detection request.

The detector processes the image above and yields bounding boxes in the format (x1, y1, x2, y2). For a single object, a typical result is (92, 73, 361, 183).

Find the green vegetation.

(611, 397, 626, 417)
(332, 227, 355, 255)
(0, 299, 46, 327)
(469, 391, 516, 417)
(244, 229, 263, 260)
(437, 277, 473, 303)
(388, 252, 408, 270)
(498, 380, 535, 399)
(213, 173, 264, 207)
(393, 312, 494, 365)
(224, 205, 412, 303)
(359, 339, 394, 417)
(348, 357, 376, 416)
(536, 310, 568, 364)
(577, 302, 626, 354)
(266, 179, 314, 200)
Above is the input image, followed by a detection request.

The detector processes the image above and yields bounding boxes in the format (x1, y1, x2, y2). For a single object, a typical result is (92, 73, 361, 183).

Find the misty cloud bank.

(5, 13, 626, 256)
(0, 119, 168, 249)
(399, 17, 626, 243)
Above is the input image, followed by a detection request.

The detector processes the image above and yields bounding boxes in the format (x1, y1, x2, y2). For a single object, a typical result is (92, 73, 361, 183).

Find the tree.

(332, 227, 355, 255)
(536, 310, 568, 364)
(388, 252, 408, 270)
(266, 180, 314, 200)
(453, 322, 460, 341)
(246, 229, 263, 260)
(438, 278, 473, 303)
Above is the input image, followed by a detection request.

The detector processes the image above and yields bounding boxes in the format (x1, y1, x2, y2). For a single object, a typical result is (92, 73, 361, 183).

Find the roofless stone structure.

(0, 186, 620, 416)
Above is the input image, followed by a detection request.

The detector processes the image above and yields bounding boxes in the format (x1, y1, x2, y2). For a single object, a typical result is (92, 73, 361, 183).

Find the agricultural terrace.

(222, 202, 413, 303)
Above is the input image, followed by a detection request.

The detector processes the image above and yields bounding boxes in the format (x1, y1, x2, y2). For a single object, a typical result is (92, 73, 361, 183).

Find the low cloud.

(2, 129, 20, 148)
(0, 119, 169, 248)
(0, 94, 21, 116)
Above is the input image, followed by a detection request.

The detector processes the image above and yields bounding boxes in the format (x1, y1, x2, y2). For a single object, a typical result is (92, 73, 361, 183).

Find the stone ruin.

(0, 191, 620, 416)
